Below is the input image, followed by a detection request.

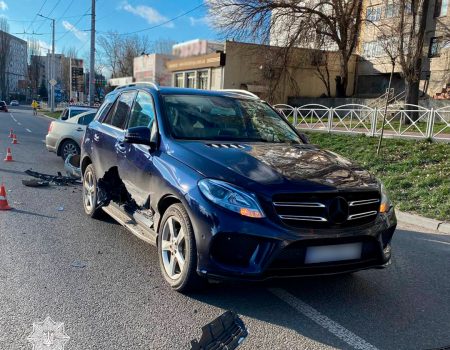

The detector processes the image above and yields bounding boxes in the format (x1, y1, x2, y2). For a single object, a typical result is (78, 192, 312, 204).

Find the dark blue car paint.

(81, 86, 397, 280)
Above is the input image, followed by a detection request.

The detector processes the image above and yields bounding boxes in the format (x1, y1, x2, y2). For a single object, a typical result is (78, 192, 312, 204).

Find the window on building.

(434, 0, 448, 17)
(174, 73, 184, 88)
(429, 37, 441, 57)
(366, 6, 382, 21)
(186, 72, 196, 88)
(198, 70, 209, 90)
(363, 41, 381, 58)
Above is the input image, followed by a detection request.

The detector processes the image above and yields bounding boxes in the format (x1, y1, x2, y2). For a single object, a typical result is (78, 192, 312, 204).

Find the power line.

(56, 0, 75, 21)
(56, 6, 92, 42)
(99, 3, 204, 36)
(25, 0, 49, 33)
(34, 0, 63, 33)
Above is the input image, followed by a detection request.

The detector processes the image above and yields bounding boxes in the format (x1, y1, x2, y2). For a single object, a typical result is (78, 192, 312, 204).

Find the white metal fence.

(274, 103, 450, 141)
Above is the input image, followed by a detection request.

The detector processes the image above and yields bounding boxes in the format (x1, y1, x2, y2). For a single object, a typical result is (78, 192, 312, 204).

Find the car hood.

(170, 141, 379, 192)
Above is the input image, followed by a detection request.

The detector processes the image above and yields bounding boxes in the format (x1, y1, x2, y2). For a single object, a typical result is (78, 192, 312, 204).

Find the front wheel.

(158, 203, 205, 292)
(82, 164, 102, 218)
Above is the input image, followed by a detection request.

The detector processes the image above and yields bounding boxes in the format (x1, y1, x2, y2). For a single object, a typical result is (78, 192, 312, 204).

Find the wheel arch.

(56, 137, 80, 156)
(81, 155, 92, 176)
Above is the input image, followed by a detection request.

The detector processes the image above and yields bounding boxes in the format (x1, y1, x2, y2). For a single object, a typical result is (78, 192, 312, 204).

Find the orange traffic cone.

(0, 183, 11, 210)
(8, 129, 13, 138)
(11, 134, 18, 144)
(4, 147, 13, 162)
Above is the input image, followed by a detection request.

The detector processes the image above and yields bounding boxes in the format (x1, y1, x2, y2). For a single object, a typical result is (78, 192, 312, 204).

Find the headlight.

(198, 179, 265, 218)
(379, 183, 392, 213)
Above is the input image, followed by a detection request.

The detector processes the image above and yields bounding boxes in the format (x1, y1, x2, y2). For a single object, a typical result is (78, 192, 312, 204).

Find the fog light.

(379, 202, 389, 213)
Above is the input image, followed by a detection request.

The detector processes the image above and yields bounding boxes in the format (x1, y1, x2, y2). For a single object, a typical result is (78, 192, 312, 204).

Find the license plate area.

(305, 243, 362, 264)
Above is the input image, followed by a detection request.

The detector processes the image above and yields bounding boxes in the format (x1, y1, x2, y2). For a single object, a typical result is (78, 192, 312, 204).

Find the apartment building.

(357, 0, 449, 97)
(0, 31, 27, 99)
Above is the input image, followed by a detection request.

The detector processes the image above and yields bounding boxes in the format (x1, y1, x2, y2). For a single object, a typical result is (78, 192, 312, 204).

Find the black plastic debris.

(190, 311, 248, 350)
(25, 169, 81, 186)
(22, 179, 50, 187)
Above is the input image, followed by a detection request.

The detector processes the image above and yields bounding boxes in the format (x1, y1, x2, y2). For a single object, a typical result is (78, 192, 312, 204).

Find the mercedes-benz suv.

(80, 83, 396, 292)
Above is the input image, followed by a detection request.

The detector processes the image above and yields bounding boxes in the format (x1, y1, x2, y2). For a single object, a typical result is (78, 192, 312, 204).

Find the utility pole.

(89, 0, 96, 107)
(38, 14, 56, 112)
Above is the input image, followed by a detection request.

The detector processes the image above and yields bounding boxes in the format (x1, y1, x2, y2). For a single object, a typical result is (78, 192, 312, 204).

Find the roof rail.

(221, 89, 259, 99)
(115, 81, 159, 91)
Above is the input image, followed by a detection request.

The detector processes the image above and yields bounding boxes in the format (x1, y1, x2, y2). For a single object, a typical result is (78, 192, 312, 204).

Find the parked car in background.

(80, 83, 397, 292)
(59, 106, 96, 121)
(0, 101, 8, 112)
(46, 110, 96, 160)
(10, 100, 19, 106)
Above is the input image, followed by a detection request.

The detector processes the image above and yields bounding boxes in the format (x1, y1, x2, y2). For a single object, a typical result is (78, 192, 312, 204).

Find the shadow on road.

(11, 208, 56, 219)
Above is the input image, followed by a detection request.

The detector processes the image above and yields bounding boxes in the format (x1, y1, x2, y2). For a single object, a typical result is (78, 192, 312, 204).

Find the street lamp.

(37, 14, 55, 113)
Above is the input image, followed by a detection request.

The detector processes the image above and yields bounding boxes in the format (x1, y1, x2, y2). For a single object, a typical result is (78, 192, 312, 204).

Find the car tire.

(60, 140, 80, 160)
(158, 203, 205, 293)
(82, 164, 102, 218)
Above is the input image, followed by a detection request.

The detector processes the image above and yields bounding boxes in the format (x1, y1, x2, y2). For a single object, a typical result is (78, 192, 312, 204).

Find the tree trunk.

(404, 79, 420, 122)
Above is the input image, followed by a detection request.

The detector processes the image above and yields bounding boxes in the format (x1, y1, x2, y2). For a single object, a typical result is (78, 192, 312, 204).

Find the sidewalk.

(396, 210, 450, 234)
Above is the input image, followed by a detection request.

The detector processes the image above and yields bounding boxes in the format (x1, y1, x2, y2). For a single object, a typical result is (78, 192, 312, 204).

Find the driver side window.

(128, 91, 155, 128)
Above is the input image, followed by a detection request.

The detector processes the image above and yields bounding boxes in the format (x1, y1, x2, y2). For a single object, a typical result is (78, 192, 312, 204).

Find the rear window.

(70, 109, 92, 118)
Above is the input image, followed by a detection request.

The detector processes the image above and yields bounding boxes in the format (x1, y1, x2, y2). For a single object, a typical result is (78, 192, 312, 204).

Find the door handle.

(93, 134, 100, 142)
(76, 127, 84, 132)
(115, 140, 127, 153)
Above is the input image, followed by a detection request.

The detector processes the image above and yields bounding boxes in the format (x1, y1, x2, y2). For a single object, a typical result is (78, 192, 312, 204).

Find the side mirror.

(125, 126, 152, 146)
(124, 126, 158, 151)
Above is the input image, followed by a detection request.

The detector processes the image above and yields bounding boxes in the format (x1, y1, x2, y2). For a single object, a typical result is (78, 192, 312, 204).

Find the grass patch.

(305, 132, 450, 221)
(41, 110, 61, 119)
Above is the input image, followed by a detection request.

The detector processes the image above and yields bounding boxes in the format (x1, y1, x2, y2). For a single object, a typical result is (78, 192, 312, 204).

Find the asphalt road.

(0, 107, 449, 350)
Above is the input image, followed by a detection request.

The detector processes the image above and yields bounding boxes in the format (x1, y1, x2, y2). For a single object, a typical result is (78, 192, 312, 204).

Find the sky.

(2, 0, 218, 57)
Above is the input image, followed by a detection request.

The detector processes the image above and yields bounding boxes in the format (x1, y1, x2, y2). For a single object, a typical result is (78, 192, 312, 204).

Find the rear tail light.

(48, 121, 54, 133)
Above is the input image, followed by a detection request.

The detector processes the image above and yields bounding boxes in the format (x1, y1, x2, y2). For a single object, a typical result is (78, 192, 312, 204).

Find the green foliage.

(306, 132, 450, 221)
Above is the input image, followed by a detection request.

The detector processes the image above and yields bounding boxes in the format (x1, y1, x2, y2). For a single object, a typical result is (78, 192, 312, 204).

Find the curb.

(396, 210, 450, 234)
(37, 113, 55, 120)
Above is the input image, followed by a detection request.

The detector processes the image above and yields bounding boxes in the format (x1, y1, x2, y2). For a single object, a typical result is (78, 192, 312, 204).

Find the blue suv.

(81, 83, 396, 292)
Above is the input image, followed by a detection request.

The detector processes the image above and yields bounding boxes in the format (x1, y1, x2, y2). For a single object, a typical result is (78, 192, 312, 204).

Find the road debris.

(22, 179, 50, 187)
(64, 154, 81, 179)
(191, 311, 248, 350)
(57, 206, 64, 211)
(71, 260, 87, 268)
(25, 169, 81, 186)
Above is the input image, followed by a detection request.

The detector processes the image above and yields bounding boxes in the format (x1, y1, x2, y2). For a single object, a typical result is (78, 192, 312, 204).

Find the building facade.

(357, 0, 450, 98)
(0, 31, 27, 100)
(165, 40, 356, 103)
(133, 54, 173, 86)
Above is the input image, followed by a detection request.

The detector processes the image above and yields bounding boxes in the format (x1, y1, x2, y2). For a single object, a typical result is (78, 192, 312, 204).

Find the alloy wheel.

(83, 170, 95, 212)
(161, 216, 186, 280)
(63, 142, 78, 159)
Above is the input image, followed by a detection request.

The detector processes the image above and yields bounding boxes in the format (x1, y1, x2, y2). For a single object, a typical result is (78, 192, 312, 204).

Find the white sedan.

(46, 111, 96, 160)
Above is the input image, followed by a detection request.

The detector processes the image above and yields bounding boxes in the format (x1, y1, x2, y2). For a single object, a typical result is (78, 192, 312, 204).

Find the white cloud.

(120, 1, 174, 28)
(189, 16, 211, 27)
(62, 20, 88, 41)
(37, 40, 52, 52)
(0, 1, 8, 11)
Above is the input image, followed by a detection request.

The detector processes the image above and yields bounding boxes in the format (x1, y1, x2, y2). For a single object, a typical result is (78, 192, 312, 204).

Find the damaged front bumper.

(184, 190, 397, 281)
(64, 154, 81, 179)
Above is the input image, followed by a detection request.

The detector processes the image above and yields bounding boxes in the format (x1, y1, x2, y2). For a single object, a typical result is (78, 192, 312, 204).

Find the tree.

(28, 38, 42, 98)
(39, 79, 48, 99)
(0, 18, 11, 100)
(206, 0, 364, 97)
(97, 32, 150, 78)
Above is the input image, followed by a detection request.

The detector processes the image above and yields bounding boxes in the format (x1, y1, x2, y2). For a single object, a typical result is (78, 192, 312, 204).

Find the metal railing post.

(427, 108, 435, 139)
(371, 107, 378, 136)
(293, 107, 298, 126)
(327, 107, 333, 132)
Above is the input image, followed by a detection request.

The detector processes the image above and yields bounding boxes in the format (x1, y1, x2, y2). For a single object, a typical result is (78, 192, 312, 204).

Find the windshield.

(162, 94, 302, 143)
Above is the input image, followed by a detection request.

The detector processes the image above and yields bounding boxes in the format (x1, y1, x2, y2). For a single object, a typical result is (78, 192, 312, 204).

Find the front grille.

(273, 191, 380, 228)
